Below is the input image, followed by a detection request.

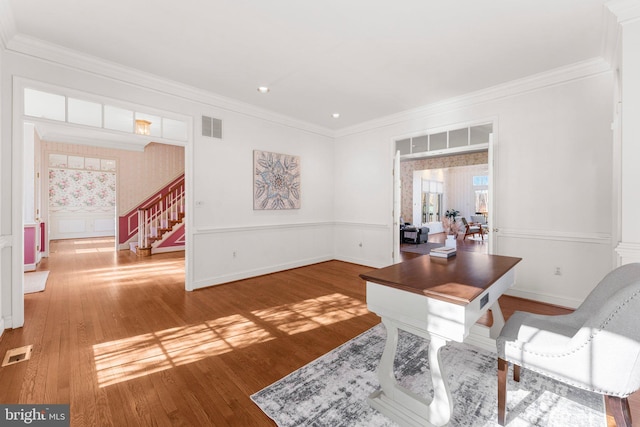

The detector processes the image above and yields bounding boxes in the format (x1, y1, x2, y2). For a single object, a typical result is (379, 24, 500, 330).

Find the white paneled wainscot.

(192, 222, 334, 288)
(49, 212, 115, 240)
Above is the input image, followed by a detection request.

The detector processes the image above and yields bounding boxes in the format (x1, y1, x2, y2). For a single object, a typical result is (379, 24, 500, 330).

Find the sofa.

(400, 223, 429, 244)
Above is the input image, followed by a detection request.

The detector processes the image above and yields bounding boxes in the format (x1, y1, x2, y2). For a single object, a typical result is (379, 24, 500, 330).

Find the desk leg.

(369, 319, 453, 427)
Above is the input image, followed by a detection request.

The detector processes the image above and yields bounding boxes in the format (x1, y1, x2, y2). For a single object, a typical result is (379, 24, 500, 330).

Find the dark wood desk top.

(360, 251, 522, 306)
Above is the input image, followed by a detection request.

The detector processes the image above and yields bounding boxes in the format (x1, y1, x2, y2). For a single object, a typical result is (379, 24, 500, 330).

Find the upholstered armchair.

(496, 263, 640, 426)
(470, 214, 487, 226)
(461, 217, 483, 240)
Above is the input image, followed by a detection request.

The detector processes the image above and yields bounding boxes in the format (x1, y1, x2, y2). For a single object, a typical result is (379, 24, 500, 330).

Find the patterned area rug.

(251, 324, 606, 427)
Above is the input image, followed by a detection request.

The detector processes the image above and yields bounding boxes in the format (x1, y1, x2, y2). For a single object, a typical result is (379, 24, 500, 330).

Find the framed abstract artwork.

(254, 150, 300, 210)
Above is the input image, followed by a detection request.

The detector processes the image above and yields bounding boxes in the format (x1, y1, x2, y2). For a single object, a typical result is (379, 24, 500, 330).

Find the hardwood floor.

(0, 238, 636, 426)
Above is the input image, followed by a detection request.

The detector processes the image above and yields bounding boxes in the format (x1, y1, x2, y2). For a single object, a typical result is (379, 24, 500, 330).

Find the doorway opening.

(13, 78, 192, 329)
(392, 122, 495, 263)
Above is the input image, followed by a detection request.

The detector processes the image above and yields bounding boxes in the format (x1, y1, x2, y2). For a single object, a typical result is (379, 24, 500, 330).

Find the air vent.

(202, 115, 222, 139)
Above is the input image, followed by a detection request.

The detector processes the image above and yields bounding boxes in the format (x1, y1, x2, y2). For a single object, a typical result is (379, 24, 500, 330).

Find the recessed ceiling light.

(257, 86, 270, 94)
(332, 113, 340, 119)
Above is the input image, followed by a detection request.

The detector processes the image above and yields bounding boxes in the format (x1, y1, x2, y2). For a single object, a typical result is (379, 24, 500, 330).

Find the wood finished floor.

(0, 237, 636, 426)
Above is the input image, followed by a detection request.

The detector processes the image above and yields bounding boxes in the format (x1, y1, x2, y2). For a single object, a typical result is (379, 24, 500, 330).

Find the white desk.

(360, 252, 522, 427)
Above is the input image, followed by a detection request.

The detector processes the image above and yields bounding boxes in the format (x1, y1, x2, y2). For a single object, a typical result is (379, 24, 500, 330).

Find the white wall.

(191, 114, 335, 287)
(333, 131, 394, 267)
(0, 49, 335, 328)
(1, 13, 637, 332)
(617, 16, 640, 264)
(443, 164, 488, 221)
(334, 70, 615, 308)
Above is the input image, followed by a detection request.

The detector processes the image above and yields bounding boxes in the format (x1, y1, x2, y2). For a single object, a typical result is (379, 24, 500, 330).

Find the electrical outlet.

(233, 251, 237, 258)
(554, 267, 562, 276)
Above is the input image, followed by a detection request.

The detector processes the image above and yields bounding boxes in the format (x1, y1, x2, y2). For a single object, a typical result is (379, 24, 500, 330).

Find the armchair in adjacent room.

(470, 214, 487, 226)
(461, 217, 483, 240)
(496, 263, 640, 426)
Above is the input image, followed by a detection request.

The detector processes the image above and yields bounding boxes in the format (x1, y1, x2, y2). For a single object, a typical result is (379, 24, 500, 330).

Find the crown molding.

(335, 57, 612, 138)
(602, 3, 622, 68)
(5, 34, 335, 138)
(0, 0, 17, 49)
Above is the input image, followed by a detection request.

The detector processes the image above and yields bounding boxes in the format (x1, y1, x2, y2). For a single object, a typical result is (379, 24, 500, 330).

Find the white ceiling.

(5, 0, 609, 131)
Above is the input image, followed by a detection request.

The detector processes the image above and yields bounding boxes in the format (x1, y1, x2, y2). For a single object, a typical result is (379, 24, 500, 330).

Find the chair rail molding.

(194, 221, 335, 234)
(615, 242, 640, 264)
(0, 234, 12, 249)
(498, 228, 612, 245)
(607, 0, 640, 24)
(333, 221, 390, 230)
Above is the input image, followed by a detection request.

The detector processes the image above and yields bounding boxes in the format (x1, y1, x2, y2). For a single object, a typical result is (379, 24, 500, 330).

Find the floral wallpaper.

(49, 168, 116, 211)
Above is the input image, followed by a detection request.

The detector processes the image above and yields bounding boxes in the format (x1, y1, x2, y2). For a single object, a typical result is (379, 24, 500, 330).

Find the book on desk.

(430, 246, 456, 258)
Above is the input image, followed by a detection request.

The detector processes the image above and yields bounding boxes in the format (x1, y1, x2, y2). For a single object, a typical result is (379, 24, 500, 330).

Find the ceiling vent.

(202, 116, 222, 139)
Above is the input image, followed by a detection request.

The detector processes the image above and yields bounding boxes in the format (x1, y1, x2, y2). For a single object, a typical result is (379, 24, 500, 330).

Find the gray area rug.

(251, 324, 606, 426)
(400, 242, 444, 255)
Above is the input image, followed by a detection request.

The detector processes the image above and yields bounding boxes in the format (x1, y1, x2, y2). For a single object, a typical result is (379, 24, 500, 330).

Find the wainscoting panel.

(191, 222, 335, 289)
(497, 232, 614, 308)
(50, 212, 115, 240)
(333, 222, 393, 269)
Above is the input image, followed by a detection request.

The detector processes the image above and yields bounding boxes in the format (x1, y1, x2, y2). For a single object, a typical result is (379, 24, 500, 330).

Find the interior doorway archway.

(12, 77, 192, 329)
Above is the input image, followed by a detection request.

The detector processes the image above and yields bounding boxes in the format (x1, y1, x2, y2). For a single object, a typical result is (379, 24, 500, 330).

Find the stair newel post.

(161, 196, 166, 229)
(160, 195, 164, 229)
(137, 209, 143, 249)
(145, 209, 150, 246)
(153, 205, 157, 236)
(172, 190, 177, 221)
(137, 207, 152, 257)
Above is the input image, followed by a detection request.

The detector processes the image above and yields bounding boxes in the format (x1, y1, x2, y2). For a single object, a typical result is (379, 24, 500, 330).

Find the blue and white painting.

(254, 150, 300, 210)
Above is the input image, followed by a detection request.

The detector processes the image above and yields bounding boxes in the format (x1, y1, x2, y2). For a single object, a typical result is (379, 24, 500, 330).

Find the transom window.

(396, 123, 492, 157)
(24, 88, 188, 142)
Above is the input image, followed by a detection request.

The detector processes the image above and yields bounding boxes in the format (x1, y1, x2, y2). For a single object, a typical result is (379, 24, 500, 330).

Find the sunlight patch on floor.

(73, 247, 115, 254)
(87, 260, 185, 285)
(251, 293, 368, 335)
(93, 314, 274, 387)
(93, 293, 368, 387)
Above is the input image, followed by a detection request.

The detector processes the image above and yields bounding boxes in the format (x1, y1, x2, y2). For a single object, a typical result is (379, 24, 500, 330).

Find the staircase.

(125, 176, 185, 256)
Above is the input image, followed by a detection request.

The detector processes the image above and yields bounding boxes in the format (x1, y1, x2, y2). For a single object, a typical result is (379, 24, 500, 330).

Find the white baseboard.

(152, 246, 185, 254)
(0, 318, 5, 336)
(333, 255, 381, 268)
(505, 288, 581, 310)
(24, 263, 36, 272)
(192, 255, 333, 289)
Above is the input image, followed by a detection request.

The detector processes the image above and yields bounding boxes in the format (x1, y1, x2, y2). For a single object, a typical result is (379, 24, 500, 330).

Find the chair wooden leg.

(498, 358, 508, 426)
(513, 364, 521, 382)
(607, 396, 632, 427)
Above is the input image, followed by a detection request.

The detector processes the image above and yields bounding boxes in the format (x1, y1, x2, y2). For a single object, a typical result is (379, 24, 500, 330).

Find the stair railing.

(137, 182, 184, 253)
